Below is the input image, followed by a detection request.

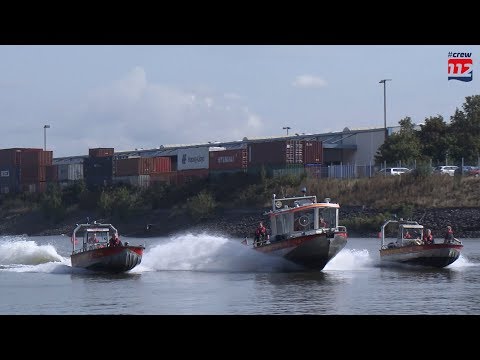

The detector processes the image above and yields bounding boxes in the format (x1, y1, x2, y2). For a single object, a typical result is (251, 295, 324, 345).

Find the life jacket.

(255, 226, 266, 239)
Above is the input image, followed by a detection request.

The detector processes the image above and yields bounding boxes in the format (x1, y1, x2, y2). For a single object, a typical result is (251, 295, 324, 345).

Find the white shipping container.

(113, 175, 150, 188)
(177, 147, 209, 170)
(57, 163, 84, 181)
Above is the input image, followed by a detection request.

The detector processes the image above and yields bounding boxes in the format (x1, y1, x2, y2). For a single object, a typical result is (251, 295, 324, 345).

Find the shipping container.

(84, 157, 113, 188)
(171, 156, 178, 171)
(0, 166, 20, 192)
(248, 141, 286, 166)
(113, 175, 150, 188)
(285, 140, 304, 164)
(209, 168, 247, 178)
(46, 165, 58, 182)
(114, 157, 142, 176)
(209, 149, 247, 170)
(114, 157, 171, 176)
(89, 148, 114, 157)
(152, 157, 172, 173)
(21, 182, 47, 193)
(20, 165, 47, 183)
(85, 176, 112, 188)
(150, 172, 177, 186)
(303, 140, 323, 164)
(177, 147, 209, 170)
(0, 148, 44, 167)
(248, 140, 309, 166)
(57, 163, 84, 181)
(176, 169, 209, 185)
(84, 157, 113, 177)
(21, 150, 53, 167)
(0, 149, 22, 167)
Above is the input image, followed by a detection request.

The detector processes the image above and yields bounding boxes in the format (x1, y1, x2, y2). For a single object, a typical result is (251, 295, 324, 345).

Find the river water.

(1, 232, 479, 315)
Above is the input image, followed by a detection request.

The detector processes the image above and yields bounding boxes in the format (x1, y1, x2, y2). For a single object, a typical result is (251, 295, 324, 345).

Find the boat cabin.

(71, 222, 118, 253)
(397, 223, 424, 246)
(268, 194, 340, 241)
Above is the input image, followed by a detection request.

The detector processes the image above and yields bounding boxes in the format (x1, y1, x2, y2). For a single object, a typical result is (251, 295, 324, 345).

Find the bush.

(186, 190, 217, 221)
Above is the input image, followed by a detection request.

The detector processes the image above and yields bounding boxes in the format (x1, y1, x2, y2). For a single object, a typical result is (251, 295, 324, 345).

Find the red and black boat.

(244, 189, 348, 271)
(70, 222, 145, 273)
(379, 219, 463, 268)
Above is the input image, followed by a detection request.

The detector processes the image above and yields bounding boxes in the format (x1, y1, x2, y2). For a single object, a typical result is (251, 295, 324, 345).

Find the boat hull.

(71, 246, 144, 273)
(254, 232, 347, 271)
(380, 243, 463, 268)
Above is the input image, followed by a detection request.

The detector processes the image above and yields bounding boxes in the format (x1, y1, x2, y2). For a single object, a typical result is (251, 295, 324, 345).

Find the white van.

(378, 167, 411, 176)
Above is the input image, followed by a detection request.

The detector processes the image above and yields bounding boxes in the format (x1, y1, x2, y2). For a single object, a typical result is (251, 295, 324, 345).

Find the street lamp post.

(44, 125, 50, 151)
(282, 126, 291, 136)
(379, 79, 392, 141)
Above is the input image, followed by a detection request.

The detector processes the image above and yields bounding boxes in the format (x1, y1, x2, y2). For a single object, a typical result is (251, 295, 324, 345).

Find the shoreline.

(1, 206, 480, 240)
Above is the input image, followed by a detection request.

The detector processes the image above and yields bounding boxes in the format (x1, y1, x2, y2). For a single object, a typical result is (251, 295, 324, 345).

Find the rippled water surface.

(1, 233, 478, 314)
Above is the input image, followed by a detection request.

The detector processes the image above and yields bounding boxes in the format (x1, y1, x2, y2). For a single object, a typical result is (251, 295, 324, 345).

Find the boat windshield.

(399, 225, 423, 240)
(294, 209, 315, 231)
(319, 208, 336, 229)
(82, 229, 111, 250)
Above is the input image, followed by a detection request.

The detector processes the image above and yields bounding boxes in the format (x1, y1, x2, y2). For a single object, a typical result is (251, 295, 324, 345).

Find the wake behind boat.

(70, 221, 145, 273)
(243, 189, 348, 271)
(379, 219, 463, 268)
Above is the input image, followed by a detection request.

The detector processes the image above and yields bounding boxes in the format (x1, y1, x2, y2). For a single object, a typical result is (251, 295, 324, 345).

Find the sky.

(0, 45, 479, 157)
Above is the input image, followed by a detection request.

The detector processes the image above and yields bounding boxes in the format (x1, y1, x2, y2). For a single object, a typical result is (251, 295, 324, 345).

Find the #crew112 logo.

(448, 52, 473, 82)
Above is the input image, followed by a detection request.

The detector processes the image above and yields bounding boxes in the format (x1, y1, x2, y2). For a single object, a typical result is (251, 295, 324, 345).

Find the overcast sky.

(0, 45, 478, 157)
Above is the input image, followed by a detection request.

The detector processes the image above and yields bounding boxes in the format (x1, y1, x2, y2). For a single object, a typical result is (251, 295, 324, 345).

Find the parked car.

(454, 165, 476, 175)
(433, 165, 458, 176)
(377, 167, 411, 176)
(468, 167, 480, 177)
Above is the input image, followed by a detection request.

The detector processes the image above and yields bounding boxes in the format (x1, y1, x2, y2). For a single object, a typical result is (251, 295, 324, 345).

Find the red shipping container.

(285, 140, 304, 164)
(89, 148, 114, 157)
(21, 150, 53, 167)
(248, 140, 306, 165)
(150, 172, 177, 186)
(209, 149, 247, 170)
(176, 169, 209, 185)
(38, 182, 47, 193)
(0, 148, 43, 167)
(303, 140, 323, 164)
(115, 158, 142, 176)
(152, 157, 172, 173)
(248, 141, 287, 165)
(46, 165, 58, 182)
(20, 165, 46, 183)
(0, 149, 21, 167)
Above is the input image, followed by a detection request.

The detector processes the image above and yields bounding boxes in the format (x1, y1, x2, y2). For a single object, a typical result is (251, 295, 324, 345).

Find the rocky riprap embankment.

(160, 206, 480, 240)
(140, 206, 480, 240)
(2, 206, 480, 240)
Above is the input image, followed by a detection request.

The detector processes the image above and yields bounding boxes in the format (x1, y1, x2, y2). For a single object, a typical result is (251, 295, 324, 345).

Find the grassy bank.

(0, 172, 479, 237)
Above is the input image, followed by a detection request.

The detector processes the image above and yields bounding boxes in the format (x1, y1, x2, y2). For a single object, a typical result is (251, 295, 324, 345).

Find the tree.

(41, 183, 66, 223)
(375, 117, 422, 166)
(62, 180, 87, 206)
(186, 190, 217, 221)
(449, 95, 480, 164)
(418, 115, 451, 164)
